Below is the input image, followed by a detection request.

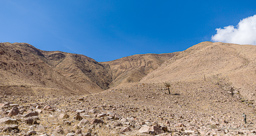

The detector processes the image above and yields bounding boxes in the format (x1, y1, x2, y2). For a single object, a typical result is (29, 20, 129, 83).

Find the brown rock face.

(0, 43, 112, 95)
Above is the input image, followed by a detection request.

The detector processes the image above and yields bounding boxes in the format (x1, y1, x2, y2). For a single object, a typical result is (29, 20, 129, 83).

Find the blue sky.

(0, 0, 255, 62)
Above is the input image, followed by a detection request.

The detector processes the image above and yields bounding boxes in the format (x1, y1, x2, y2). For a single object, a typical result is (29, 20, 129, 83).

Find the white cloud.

(212, 15, 256, 45)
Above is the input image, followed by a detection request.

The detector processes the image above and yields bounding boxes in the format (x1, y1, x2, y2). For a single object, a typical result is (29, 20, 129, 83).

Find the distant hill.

(0, 42, 175, 95)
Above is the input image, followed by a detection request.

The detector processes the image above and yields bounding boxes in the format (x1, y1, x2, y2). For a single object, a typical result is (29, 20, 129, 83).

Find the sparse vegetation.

(164, 82, 171, 94)
(230, 87, 234, 96)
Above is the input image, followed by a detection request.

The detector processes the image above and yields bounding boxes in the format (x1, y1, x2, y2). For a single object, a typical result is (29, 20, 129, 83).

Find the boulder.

(175, 123, 186, 127)
(66, 133, 75, 136)
(184, 130, 195, 135)
(84, 132, 91, 136)
(0, 102, 9, 109)
(97, 113, 107, 118)
(139, 125, 151, 134)
(74, 113, 83, 121)
(59, 113, 70, 119)
(91, 119, 104, 124)
(35, 109, 43, 113)
(8, 107, 19, 117)
(27, 130, 37, 135)
(43, 105, 54, 111)
(78, 119, 89, 127)
(0, 117, 18, 124)
(24, 111, 39, 117)
(24, 116, 40, 125)
(10, 104, 19, 107)
(150, 125, 164, 135)
(120, 126, 131, 133)
(76, 109, 85, 113)
(120, 118, 128, 122)
(3, 125, 19, 133)
(78, 97, 84, 101)
(64, 120, 72, 125)
(89, 109, 96, 114)
(54, 126, 64, 134)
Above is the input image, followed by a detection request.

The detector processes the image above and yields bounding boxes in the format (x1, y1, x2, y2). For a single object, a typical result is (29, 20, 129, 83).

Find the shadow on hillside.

(164, 93, 180, 95)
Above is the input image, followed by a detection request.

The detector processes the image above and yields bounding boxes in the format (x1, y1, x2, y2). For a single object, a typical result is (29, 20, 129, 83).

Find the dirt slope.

(141, 41, 256, 101)
(101, 53, 176, 87)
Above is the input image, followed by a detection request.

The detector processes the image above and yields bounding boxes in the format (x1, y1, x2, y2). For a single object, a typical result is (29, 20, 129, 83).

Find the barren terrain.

(0, 42, 256, 135)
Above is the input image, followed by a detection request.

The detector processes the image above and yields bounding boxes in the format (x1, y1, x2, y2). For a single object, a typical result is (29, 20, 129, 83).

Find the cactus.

(164, 82, 171, 94)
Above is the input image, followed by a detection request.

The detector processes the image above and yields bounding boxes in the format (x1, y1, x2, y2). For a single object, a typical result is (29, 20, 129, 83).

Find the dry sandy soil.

(0, 42, 256, 135)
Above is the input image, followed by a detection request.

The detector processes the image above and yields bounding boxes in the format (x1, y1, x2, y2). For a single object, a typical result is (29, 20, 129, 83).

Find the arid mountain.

(2, 42, 256, 135)
(141, 41, 256, 101)
(101, 53, 176, 87)
(0, 43, 109, 95)
(0, 42, 174, 95)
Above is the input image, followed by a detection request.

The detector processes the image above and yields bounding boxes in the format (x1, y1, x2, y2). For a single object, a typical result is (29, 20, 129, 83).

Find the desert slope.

(1, 42, 256, 135)
(0, 42, 175, 95)
(0, 42, 111, 95)
(101, 53, 176, 87)
(141, 42, 256, 100)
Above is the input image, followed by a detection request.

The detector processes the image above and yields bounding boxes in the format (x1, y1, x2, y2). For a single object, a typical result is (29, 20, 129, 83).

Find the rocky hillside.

(0, 43, 111, 95)
(0, 42, 174, 95)
(141, 41, 256, 102)
(1, 42, 256, 135)
(101, 53, 176, 87)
